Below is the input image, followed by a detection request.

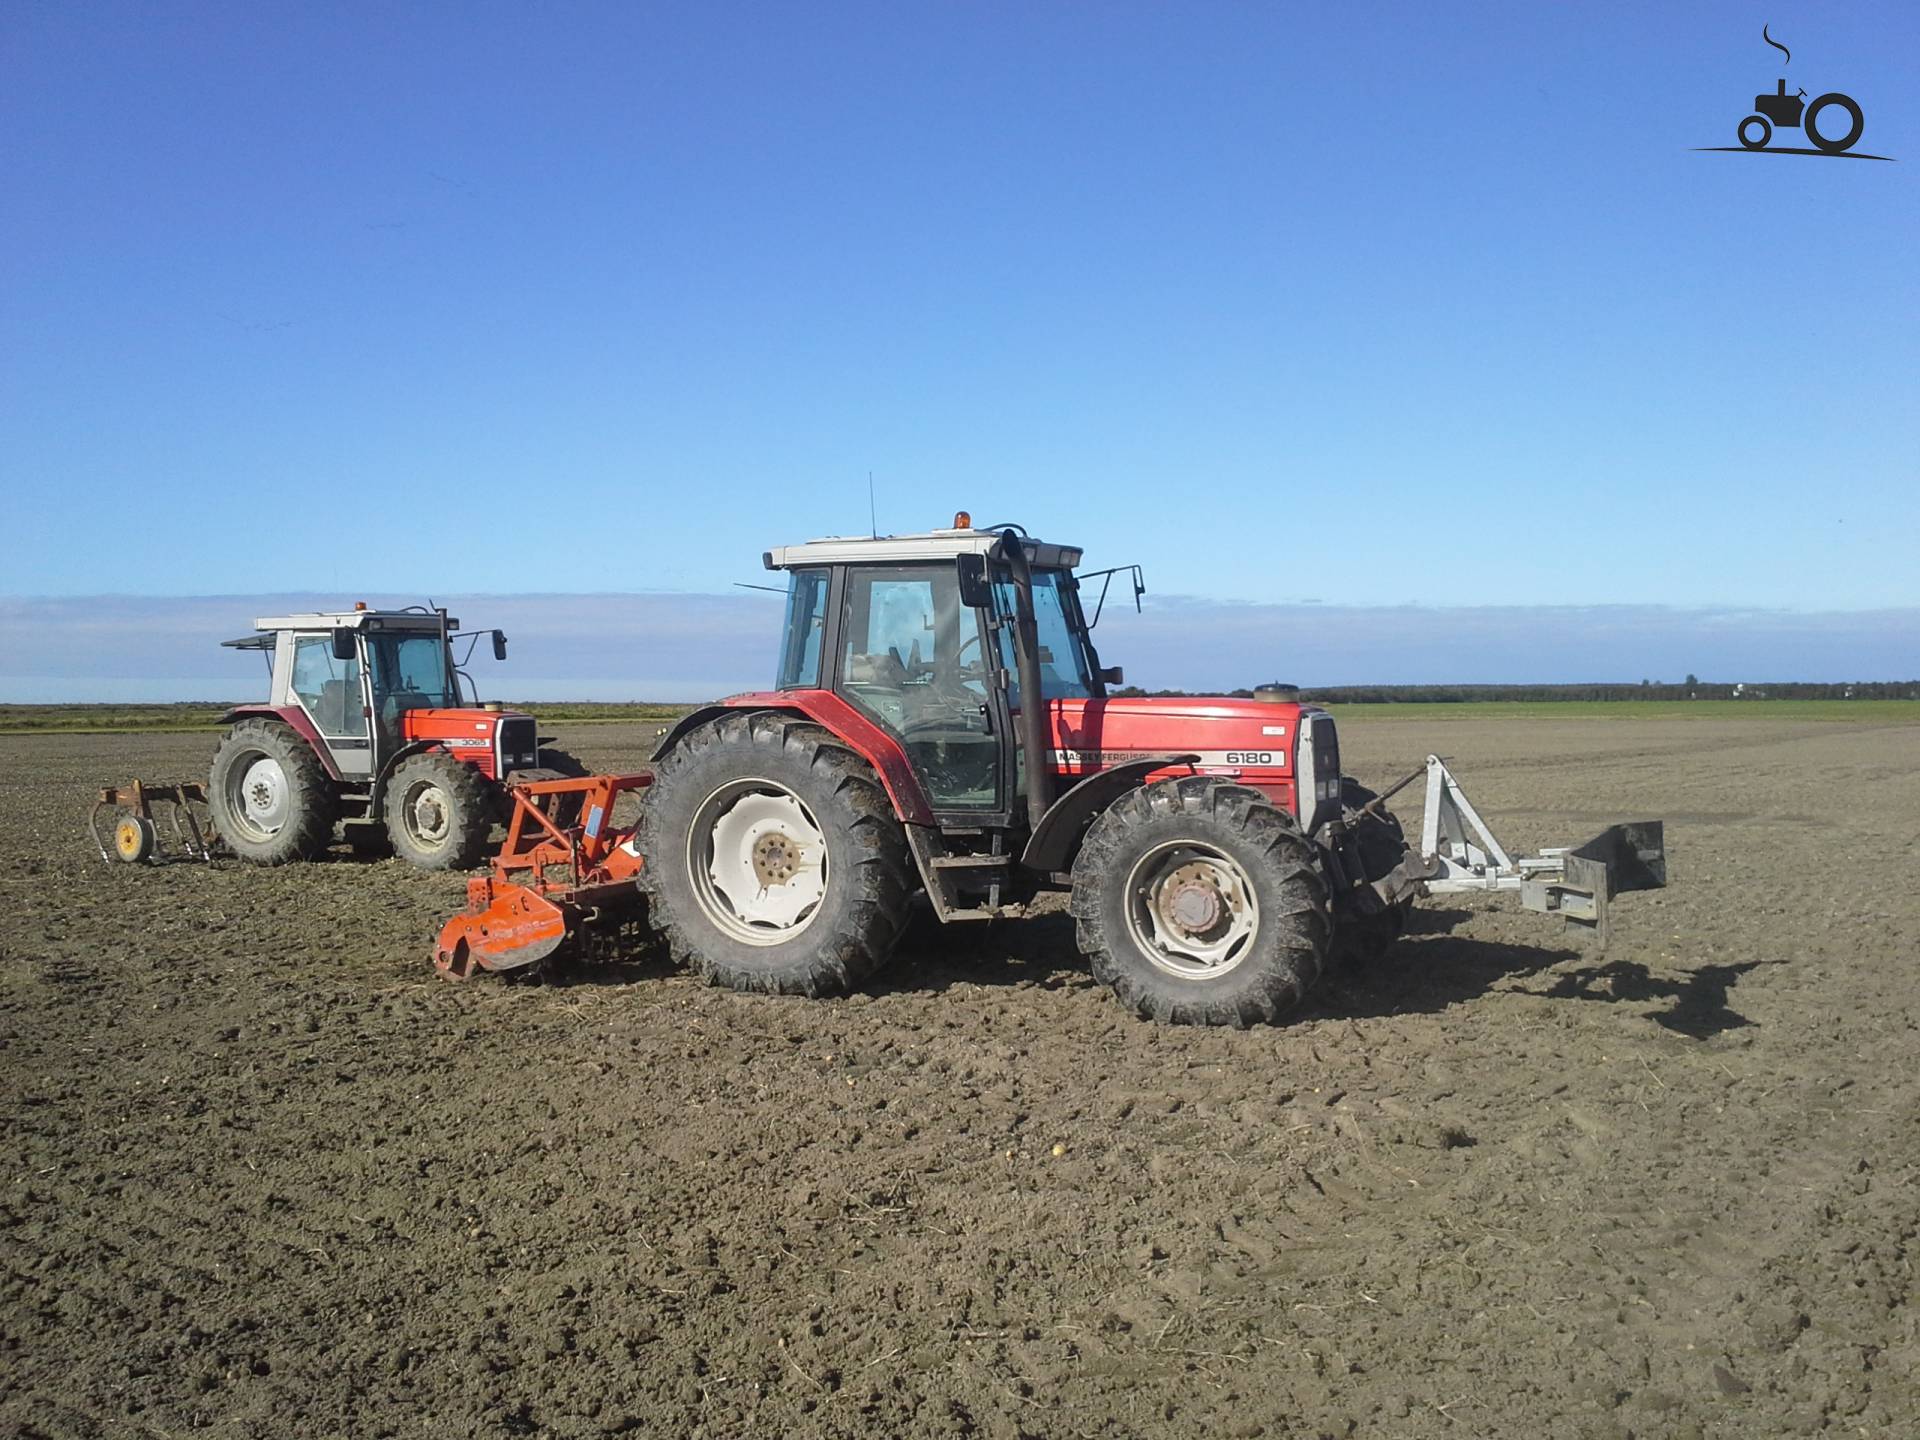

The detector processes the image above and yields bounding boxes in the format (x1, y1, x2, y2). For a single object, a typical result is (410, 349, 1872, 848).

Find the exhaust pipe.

(995, 529, 1054, 825)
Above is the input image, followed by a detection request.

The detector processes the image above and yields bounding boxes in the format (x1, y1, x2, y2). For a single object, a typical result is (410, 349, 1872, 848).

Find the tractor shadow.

(1518, 957, 1762, 1039)
(546, 901, 1759, 1041)
(1312, 907, 1758, 1039)
(867, 907, 1097, 1000)
(540, 907, 1087, 998)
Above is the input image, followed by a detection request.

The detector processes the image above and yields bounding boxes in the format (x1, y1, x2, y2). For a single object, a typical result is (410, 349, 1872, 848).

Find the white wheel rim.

(232, 754, 290, 837)
(401, 780, 452, 845)
(1123, 840, 1261, 980)
(689, 779, 828, 945)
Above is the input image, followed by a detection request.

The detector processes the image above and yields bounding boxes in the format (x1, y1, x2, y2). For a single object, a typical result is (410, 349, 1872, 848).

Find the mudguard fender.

(216, 704, 343, 781)
(653, 692, 936, 826)
(1020, 755, 1199, 874)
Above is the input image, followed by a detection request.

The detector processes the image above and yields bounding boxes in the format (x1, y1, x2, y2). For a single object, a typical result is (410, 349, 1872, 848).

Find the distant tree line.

(1110, 680, 1920, 702)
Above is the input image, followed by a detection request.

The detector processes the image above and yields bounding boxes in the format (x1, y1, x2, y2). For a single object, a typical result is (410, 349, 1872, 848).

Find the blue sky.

(3, 2, 1916, 695)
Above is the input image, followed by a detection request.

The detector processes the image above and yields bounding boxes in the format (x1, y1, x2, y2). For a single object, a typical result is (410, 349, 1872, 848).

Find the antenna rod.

(868, 471, 877, 538)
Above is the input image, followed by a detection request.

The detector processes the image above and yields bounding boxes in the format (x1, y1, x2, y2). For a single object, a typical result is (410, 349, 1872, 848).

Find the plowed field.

(3, 714, 1916, 1438)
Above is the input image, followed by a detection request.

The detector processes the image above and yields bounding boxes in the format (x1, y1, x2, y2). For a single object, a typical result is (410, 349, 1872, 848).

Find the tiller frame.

(433, 772, 652, 979)
(91, 781, 219, 864)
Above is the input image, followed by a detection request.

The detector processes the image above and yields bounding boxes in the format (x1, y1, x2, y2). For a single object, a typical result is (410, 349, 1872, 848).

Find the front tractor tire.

(384, 751, 496, 871)
(637, 712, 914, 997)
(505, 746, 590, 829)
(536, 746, 589, 780)
(1070, 778, 1331, 1027)
(209, 719, 340, 865)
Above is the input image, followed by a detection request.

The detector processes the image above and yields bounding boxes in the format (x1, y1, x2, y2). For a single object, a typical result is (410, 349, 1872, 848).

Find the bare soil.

(2, 715, 1916, 1439)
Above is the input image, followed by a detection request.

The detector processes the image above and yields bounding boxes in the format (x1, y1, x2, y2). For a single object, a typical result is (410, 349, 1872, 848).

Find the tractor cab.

(763, 521, 1111, 821)
(736, 518, 1334, 923)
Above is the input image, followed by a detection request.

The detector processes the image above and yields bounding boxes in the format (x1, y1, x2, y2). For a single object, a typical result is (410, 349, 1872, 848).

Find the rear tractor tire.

(209, 718, 340, 865)
(1331, 777, 1414, 967)
(384, 751, 496, 871)
(1070, 777, 1331, 1027)
(637, 712, 915, 997)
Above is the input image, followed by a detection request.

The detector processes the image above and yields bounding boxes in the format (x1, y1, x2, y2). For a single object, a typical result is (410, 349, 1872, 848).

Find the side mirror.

(330, 629, 356, 662)
(956, 553, 991, 608)
(492, 630, 508, 661)
(1100, 665, 1124, 687)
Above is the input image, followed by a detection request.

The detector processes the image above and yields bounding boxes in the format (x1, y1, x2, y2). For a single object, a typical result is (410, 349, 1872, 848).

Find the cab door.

(288, 632, 373, 777)
(834, 564, 1004, 814)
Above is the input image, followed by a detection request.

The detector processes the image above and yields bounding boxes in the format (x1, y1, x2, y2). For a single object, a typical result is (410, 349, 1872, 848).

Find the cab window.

(993, 568, 1093, 708)
(776, 568, 829, 689)
(291, 634, 366, 737)
(366, 632, 457, 741)
(838, 565, 998, 809)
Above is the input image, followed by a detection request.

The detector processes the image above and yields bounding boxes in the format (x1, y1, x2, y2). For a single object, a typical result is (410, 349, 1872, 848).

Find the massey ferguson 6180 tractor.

(209, 606, 583, 870)
(436, 519, 1666, 1026)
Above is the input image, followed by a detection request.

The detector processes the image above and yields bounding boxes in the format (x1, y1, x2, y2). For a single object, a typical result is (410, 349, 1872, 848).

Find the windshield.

(993, 568, 1093, 706)
(368, 631, 456, 710)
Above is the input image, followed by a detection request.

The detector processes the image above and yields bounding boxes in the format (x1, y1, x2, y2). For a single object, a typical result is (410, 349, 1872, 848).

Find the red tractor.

(437, 520, 1665, 1025)
(210, 606, 583, 869)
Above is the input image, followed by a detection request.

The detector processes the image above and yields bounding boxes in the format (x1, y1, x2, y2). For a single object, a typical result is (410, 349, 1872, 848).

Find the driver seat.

(845, 651, 907, 687)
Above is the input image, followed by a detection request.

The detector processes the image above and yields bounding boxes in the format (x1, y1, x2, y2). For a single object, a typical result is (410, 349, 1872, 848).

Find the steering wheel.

(926, 632, 988, 699)
(950, 631, 988, 680)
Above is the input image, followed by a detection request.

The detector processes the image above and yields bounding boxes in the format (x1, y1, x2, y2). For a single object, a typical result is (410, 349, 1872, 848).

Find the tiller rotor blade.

(432, 771, 652, 980)
(435, 881, 571, 978)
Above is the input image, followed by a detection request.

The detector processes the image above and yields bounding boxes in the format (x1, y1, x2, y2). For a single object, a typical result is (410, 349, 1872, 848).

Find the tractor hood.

(1048, 696, 1308, 770)
(404, 707, 540, 780)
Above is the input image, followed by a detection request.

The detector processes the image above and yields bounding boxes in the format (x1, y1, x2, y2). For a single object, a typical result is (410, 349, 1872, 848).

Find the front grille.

(1293, 712, 1343, 830)
(497, 717, 538, 774)
(1312, 714, 1340, 784)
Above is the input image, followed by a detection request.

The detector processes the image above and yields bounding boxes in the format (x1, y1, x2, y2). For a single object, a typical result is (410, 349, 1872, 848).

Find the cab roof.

(219, 609, 457, 649)
(763, 526, 1082, 571)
